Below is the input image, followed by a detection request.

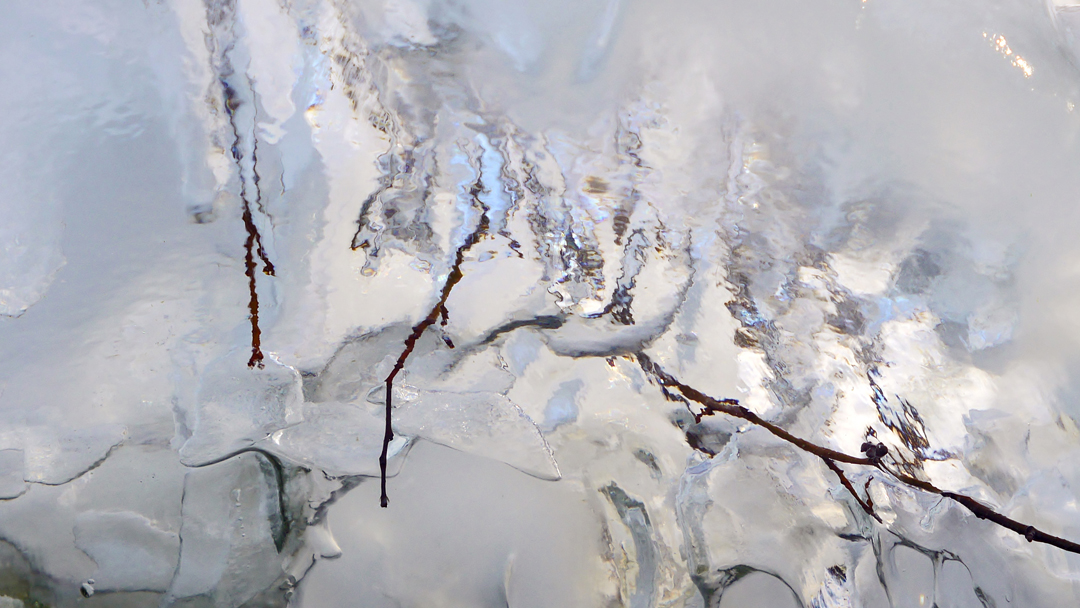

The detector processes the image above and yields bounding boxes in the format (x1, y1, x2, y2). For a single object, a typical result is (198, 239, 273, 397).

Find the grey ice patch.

(180, 354, 303, 467)
(74, 511, 180, 592)
(0, 449, 26, 499)
(0, 182, 65, 318)
(600, 483, 656, 608)
(166, 453, 282, 606)
(394, 389, 561, 480)
(264, 400, 410, 478)
(23, 425, 125, 485)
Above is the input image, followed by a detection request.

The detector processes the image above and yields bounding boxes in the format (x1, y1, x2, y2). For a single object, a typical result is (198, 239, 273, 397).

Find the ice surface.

(4, 0, 1080, 605)
(73, 511, 179, 592)
(166, 453, 282, 607)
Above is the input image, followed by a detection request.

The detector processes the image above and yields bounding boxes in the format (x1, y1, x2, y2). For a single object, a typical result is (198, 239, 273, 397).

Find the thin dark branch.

(249, 117, 276, 276)
(379, 210, 490, 507)
(635, 353, 1080, 556)
(636, 353, 871, 466)
(890, 469, 1080, 553)
(242, 201, 265, 368)
(823, 457, 882, 523)
(220, 75, 275, 369)
(225, 83, 275, 369)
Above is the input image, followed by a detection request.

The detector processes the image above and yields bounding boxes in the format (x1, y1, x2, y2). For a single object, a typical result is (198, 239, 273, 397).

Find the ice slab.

(1, 0, 1080, 606)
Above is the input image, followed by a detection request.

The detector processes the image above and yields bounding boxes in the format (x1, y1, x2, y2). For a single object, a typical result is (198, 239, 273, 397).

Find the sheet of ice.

(4, 0, 1080, 606)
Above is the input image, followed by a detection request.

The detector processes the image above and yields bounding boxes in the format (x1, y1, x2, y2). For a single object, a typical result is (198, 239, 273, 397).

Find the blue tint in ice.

(4, 0, 1080, 606)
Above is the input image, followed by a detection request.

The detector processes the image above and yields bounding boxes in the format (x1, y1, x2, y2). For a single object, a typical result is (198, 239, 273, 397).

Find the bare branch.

(635, 353, 1080, 556)
(822, 457, 882, 523)
(379, 210, 490, 507)
(636, 353, 870, 466)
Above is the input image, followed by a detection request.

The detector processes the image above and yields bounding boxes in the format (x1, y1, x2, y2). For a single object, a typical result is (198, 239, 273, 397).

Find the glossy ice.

(3, 0, 1080, 605)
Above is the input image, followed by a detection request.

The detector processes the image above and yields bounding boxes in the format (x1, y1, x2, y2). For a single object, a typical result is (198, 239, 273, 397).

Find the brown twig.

(219, 77, 276, 370)
(637, 353, 871, 466)
(892, 471, 1080, 553)
(823, 457, 882, 523)
(635, 353, 1080, 555)
(242, 200, 267, 369)
(379, 210, 490, 507)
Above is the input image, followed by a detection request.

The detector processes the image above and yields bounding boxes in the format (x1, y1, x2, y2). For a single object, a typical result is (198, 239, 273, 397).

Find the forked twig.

(379, 211, 490, 507)
(636, 353, 1080, 555)
(822, 457, 882, 523)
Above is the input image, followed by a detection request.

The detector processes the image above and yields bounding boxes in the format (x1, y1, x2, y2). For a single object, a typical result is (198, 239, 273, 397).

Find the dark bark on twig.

(822, 457, 882, 523)
(241, 198, 272, 369)
(635, 353, 1080, 556)
(221, 79, 276, 370)
(379, 211, 490, 507)
(636, 353, 871, 466)
(893, 472, 1080, 553)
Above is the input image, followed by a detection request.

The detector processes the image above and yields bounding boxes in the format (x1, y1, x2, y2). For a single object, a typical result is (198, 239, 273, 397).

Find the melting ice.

(3, 0, 1080, 605)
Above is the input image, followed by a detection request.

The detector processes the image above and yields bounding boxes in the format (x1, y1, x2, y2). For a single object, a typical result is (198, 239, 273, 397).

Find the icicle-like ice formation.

(4, 0, 1080, 605)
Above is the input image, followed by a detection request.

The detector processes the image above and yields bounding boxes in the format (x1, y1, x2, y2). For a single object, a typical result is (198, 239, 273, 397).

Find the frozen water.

(4, 0, 1080, 606)
(73, 511, 179, 592)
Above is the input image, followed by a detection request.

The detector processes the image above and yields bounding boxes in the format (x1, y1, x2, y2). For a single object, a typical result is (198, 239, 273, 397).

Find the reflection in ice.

(3, 0, 1080, 605)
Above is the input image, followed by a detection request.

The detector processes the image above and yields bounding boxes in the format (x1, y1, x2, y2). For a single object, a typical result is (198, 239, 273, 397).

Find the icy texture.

(4, 0, 1080, 606)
